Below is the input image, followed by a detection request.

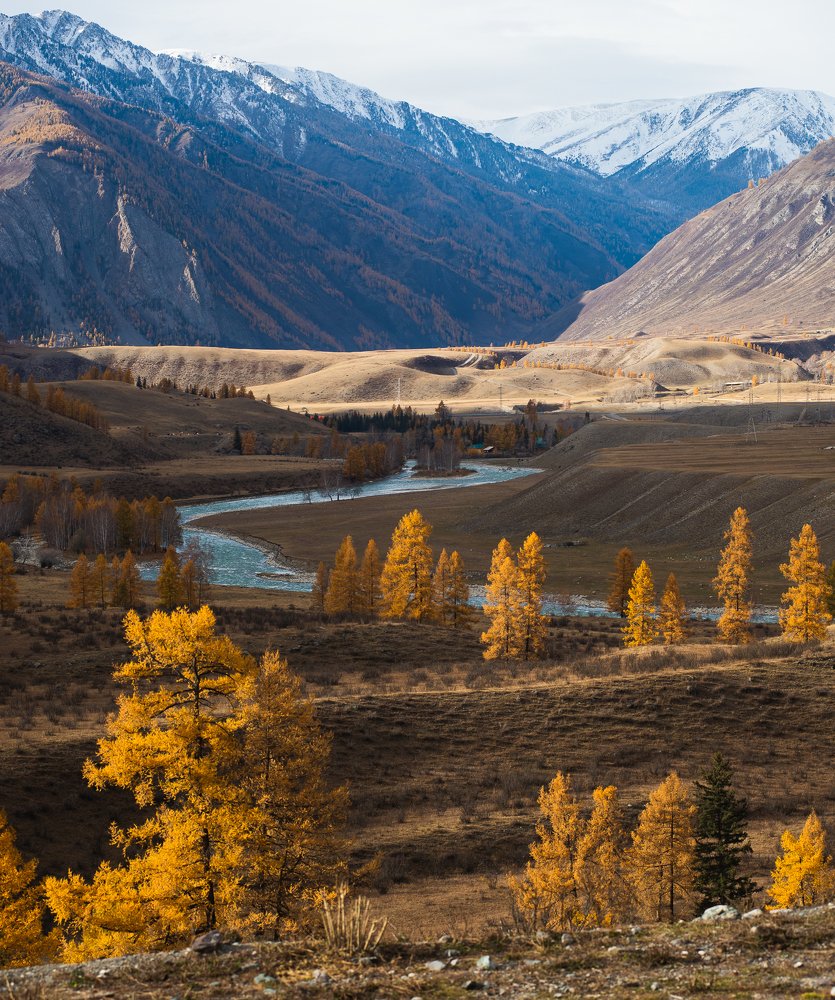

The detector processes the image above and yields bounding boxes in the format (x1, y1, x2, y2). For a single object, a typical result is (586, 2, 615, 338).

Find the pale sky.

(4, 0, 835, 118)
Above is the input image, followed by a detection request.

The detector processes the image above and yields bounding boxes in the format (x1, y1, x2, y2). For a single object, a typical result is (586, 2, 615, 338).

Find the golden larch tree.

(607, 547, 635, 618)
(0, 810, 57, 967)
(90, 553, 112, 609)
(659, 573, 687, 645)
(446, 550, 473, 627)
(324, 535, 358, 615)
(179, 559, 199, 610)
(156, 546, 184, 610)
(0, 540, 18, 615)
(576, 785, 628, 928)
(233, 650, 348, 935)
(509, 772, 583, 931)
(481, 538, 523, 660)
(380, 509, 434, 620)
(622, 560, 657, 647)
(626, 772, 697, 922)
(517, 531, 548, 660)
(713, 507, 753, 644)
(768, 811, 835, 909)
(310, 562, 328, 615)
(45, 607, 257, 959)
(431, 548, 454, 624)
(357, 539, 381, 617)
(68, 554, 93, 609)
(778, 524, 832, 642)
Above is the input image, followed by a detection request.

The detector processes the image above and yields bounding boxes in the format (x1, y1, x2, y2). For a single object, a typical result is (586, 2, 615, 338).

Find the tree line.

(608, 508, 833, 646)
(511, 756, 834, 931)
(1, 476, 182, 557)
(0, 367, 108, 432)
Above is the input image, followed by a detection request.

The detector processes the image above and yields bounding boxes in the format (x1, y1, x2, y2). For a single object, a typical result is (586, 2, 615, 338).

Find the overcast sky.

(5, 0, 835, 118)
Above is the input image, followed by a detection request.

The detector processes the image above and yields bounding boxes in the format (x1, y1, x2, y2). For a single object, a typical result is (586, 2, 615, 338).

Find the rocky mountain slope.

(0, 61, 628, 349)
(533, 137, 835, 341)
(476, 88, 835, 213)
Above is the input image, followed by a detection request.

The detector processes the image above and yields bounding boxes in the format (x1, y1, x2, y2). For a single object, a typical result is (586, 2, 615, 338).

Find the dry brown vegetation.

(1, 565, 829, 942)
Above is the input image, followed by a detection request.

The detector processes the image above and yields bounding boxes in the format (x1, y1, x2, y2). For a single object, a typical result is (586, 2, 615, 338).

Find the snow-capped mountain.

(475, 89, 835, 211)
(475, 89, 835, 176)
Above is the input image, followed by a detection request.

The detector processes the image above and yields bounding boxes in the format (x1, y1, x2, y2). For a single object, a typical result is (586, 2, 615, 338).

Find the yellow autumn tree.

(179, 559, 199, 610)
(446, 550, 473, 627)
(0, 810, 58, 967)
(0, 540, 19, 615)
(713, 507, 753, 644)
(575, 785, 628, 927)
(659, 573, 687, 645)
(45, 607, 256, 959)
(431, 548, 454, 624)
(232, 651, 348, 935)
(517, 532, 548, 660)
(324, 535, 358, 615)
(768, 811, 835, 909)
(626, 772, 697, 922)
(357, 539, 381, 618)
(68, 554, 93, 609)
(45, 608, 345, 959)
(111, 552, 144, 609)
(380, 509, 434, 620)
(622, 560, 657, 647)
(310, 562, 328, 615)
(90, 553, 112, 609)
(778, 524, 832, 642)
(481, 538, 523, 660)
(156, 546, 184, 610)
(509, 772, 583, 931)
(607, 547, 636, 618)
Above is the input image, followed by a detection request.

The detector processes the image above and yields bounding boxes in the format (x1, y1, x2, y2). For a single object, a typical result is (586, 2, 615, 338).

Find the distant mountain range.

(0, 10, 832, 348)
(536, 136, 835, 342)
(475, 88, 835, 213)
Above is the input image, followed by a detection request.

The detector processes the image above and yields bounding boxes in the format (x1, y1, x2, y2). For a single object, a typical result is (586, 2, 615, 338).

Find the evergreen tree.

(626, 772, 696, 922)
(622, 560, 657, 647)
(659, 572, 687, 645)
(156, 546, 184, 610)
(779, 523, 832, 642)
(0, 540, 19, 615)
(607, 547, 635, 617)
(324, 535, 358, 615)
(517, 531, 548, 660)
(0, 810, 57, 967)
(693, 754, 755, 908)
(380, 509, 434, 620)
(310, 562, 328, 615)
(68, 554, 93, 609)
(233, 426, 243, 453)
(357, 539, 381, 618)
(769, 811, 835, 908)
(481, 538, 523, 660)
(713, 507, 753, 644)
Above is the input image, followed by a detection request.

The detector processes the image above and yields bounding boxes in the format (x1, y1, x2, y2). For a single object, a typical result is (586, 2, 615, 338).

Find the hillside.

(0, 63, 627, 351)
(540, 138, 835, 341)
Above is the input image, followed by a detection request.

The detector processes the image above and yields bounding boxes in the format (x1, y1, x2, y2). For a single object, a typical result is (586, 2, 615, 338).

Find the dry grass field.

(0, 565, 827, 941)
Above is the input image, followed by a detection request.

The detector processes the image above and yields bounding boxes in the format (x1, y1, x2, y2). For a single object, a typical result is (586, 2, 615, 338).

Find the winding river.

(141, 460, 778, 622)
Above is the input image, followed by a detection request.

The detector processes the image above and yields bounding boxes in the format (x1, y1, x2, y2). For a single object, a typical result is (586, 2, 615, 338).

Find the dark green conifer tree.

(693, 753, 755, 908)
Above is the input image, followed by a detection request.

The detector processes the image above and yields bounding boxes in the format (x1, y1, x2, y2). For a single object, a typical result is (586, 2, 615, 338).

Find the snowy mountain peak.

(473, 88, 835, 178)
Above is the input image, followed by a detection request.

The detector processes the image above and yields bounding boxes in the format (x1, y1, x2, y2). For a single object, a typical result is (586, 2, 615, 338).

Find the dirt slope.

(541, 138, 835, 341)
